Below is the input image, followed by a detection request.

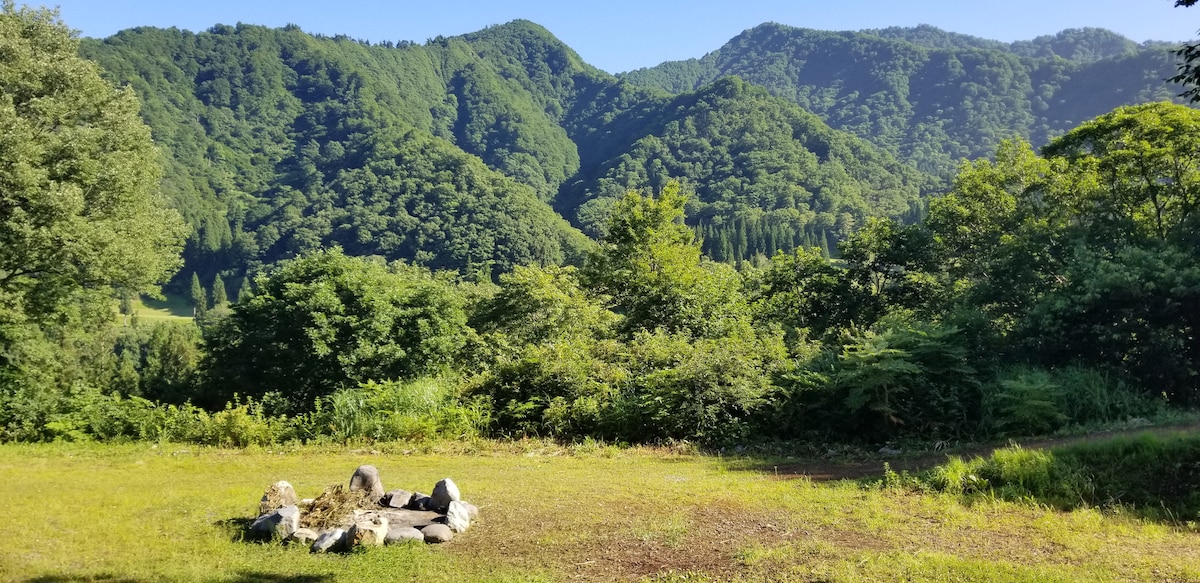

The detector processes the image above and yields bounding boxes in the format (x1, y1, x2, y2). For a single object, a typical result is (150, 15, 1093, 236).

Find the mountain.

(621, 23, 1186, 178)
(79, 20, 932, 278)
(75, 20, 1189, 280)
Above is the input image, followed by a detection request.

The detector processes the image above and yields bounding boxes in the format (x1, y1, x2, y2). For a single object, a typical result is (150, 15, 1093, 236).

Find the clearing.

(0, 432, 1197, 582)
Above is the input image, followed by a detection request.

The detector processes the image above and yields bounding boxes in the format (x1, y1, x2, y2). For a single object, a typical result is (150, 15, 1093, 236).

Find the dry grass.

(0, 441, 1196, 582)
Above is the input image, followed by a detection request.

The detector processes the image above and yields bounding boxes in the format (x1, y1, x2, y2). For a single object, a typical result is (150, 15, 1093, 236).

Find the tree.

(1171, 0, 1200, 102)
(212, 274, 228, 307)
(1041, 102, 1200, 244)
(189, 273, 206, 318)
(201, 248, 468, 413)
(0, 2, 185, 323)
(582, 181, 751, 339)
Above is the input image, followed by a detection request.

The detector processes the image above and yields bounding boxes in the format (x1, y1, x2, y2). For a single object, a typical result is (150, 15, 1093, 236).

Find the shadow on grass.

(137, 293, 193, 318)
(742, 429, 1200, 526)
(24, 573, 332, 583)
(214, 516, 260, 542)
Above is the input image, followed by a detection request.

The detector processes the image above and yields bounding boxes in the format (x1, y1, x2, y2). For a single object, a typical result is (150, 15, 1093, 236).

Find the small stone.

(349, 465, 385, 501)
(421, 523, 453, 543)
(382, 489, 413, 509)
(250, 504, 300, 540)
(405, 493, 433, 511)
(430, 478, 460, 511)
(350, 516, 389, 548)
(445, 500, 471, 533)
(259, 480, 298, 515)
(385, 526, 424, 545)
(310, 528, 348, 553)
(290, 527, 319, 545)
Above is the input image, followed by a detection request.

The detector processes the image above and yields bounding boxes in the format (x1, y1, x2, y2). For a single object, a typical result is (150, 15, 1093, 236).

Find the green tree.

(0, 2, 185, 322)
(212, 274, 227, 307)
(201, 248, 468, 413)
(582, 181, 751, 339)
(189, 272, 206, 318)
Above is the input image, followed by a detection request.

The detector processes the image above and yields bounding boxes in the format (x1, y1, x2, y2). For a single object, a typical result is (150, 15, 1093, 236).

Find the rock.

(430, 478, 460, 511)
(349, 516, 389, 548)
(349, 465, 385, 501)
(460, 501, 480, 521)
(250, 504, 300, 540)
(421, 523, 453, 543)
(385, 526, 424, 545)
(382, 489, 413, 509)
(310, 528, 348, 553)
(374, 508, 441, 529)
(290, 528, 319, 546)
(445, 500, 471, 533)
(405, 493, 433, 511)
(259, 480, 298, 515)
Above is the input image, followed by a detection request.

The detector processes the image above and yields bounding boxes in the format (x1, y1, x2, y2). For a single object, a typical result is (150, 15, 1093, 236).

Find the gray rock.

(250, 504, 300, 540)
(349, 464, 385, 501)
(445, 500, 471, 533)
(430, 478, 460, 511)
(350, 516, 389, 548)
(385, 526, 424, 545)
(405, 493, 433, 511)
(259, 480, 299, 515)
(375, 508, 441, 529)
(382, 489, 413, 509)
(460, 501, 480, 521)
(421, 523, 453, 543)
(310, 528, 348, 553)
(290, 527, 319, 546)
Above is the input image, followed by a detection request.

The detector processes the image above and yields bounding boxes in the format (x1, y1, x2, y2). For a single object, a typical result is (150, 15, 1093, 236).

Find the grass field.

(1, 438, 1198, 582)
(116, 293, 193, 324)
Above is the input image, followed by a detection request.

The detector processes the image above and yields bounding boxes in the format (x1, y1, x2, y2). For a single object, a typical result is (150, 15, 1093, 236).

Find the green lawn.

(116, 293, 194, 324)
(0, 440, 1197, 582)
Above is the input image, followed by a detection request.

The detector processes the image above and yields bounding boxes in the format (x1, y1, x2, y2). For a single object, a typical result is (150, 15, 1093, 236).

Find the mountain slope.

(621, 23, 1186, 177)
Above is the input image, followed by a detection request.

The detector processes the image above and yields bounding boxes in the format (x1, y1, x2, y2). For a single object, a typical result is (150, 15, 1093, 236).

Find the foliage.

(623, 23, 1185, 179)
(582, 182, 752, 339)
(315, 378, 486, 442)
(201, 248, 468, 413)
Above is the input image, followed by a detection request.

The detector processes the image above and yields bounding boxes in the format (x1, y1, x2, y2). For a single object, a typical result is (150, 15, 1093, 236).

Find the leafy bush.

(982, 365, 1164, 437)
(781, 322, 981, 440)
(316, 378, 486, 442)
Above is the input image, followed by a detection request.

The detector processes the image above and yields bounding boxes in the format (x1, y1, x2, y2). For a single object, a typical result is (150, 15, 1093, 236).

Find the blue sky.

(43, 0, 1200, 73)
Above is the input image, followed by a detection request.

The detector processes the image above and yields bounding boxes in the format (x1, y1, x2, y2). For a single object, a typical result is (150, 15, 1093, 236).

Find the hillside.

(76, 21, 1189, 281)
(621, 23, 1186, 177)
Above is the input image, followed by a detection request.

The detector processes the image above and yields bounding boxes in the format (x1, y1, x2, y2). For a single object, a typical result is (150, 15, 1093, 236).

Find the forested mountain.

(76, 20, 1189, 282)
(78, 20, 930, 279)
(622, 23, 1186, 177)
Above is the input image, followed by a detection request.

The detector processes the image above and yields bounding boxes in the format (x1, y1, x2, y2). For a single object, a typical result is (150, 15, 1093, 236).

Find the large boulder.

(310, 528, 348, 553)
(250, 505, 300, 540)
(259, 481, 298, 515)
(349, 465, 385, 501)
(421, 523, 454, 543)
(430, 478, 460, 511)
(385, 526, 425, 545)
(445, 501, 472, 533)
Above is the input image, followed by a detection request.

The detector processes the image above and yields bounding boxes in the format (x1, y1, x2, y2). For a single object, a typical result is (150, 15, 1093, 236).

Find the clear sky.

(41, 0, 1200, 74)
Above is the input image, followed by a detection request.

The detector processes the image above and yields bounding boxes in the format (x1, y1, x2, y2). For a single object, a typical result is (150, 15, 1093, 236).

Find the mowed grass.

(0, 441, 1198, 582)
(116, 293, 193, 324)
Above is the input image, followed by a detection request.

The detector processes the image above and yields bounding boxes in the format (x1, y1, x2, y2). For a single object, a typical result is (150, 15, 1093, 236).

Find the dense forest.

(623, 23, 1187, 178)
(2, 3, 1198, 447)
